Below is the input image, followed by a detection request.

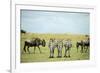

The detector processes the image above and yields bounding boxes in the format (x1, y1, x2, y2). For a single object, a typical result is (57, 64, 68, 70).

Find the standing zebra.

(48, 38, 57, 58)
(83, 39, 90, 53)
(57, 40, 63, 58)
(76, 40, 84, 53)
(64, 39, 72, 57)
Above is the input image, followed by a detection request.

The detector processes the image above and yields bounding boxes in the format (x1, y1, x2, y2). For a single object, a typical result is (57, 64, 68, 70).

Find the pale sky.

(20, 10, 90, 35)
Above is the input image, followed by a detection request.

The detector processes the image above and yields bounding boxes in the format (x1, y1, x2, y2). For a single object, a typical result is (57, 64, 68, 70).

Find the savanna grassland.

(20, 33, 90, 63)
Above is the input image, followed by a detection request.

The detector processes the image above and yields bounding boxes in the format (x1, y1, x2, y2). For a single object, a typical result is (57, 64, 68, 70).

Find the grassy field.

(20, 33, 90, 63)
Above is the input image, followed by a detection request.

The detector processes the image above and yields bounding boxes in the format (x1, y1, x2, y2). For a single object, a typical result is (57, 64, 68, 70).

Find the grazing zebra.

(64, 39, 72, 58)
(56, 40, 63, 58)
(23, 38, 46, 54)
(76, 38, 90, 53)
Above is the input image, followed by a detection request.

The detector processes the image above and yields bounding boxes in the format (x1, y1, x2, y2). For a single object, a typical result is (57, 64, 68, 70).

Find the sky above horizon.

(20, 10, 90, 35)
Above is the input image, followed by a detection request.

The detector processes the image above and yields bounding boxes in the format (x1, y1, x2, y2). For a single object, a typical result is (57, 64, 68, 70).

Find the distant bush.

(21, 29, 26, 34)
(85, 35, 89, 37)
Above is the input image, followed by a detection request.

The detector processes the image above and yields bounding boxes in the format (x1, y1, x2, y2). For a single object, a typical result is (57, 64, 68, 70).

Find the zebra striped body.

(57, 40, 63, 58)
(64, 39, 72, 57)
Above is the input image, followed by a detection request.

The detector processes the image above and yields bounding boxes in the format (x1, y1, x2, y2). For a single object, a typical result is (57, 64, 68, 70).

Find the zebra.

(56, 40, 63, 58)
(23, 38, 46, 54)
(76, 40, 84, 53)
(83, 38, 90, 53)
(76, 38, 90, 53)
(48, 38, 57, 58)
(64, 39, 72, 58)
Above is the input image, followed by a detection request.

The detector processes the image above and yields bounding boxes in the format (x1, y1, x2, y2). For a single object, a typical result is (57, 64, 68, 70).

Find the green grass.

(20, 33, 90, 63)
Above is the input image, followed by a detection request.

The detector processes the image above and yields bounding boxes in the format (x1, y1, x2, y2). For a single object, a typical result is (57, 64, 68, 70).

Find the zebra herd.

(23, 37, 90, 58)
(48, 38, 89, 58)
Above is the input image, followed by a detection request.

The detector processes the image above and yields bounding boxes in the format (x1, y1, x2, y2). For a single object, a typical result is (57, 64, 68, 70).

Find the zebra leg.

(84, 46, 86, 53)
(34, 47, 36, 54)
(81, 46, 83, 53)
(57, 48, 60, 58)
(59, 48, 62, 58)
(65, 47, 70, 57)
(87, 46, 89, 52)
(49, 48, 51, 58)
(66, 49, 68, 57)
(49, 47, 53, 58)
(77, 47, 78, 53)
(64, 48, 67, 57)
(38, 46, 42, 53)
(68, 48, 70, 57)
(23, 44, 26, 53)
(85, 46, 88, 53)
(76, 44, 79, 52)
(49, 49, 51, 58)
(52, 49, 54, 58)
(27, 46, 30, 53)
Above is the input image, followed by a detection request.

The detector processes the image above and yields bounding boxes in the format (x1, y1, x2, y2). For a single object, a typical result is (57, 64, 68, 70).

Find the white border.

(11, 4, 96, 73)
